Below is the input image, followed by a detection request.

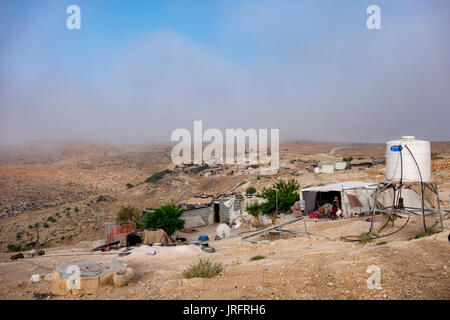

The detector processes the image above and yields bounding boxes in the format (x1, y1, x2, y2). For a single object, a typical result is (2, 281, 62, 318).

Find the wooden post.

(36, 223, 40, 252)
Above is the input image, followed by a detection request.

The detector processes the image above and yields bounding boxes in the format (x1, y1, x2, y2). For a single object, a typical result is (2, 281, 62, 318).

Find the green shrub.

(145, 169, 172, 184)
(47, 216, 56, 223)
(192, 164, 210, 174)
(250, 255, 266, 261)
(74, 207, 79, 213)
(96, 195, 108, 202)
(144, 203, 185, 235)
(414, 230, 435, 239)
(43, 222, 49, 228)
(116, 206, 144, 229)
(117, 206, 140, 222)
(376, 241, 388, 245)
(246, 202, 261, 217)
(246, 187, 257, 195)
(359, 232, 378, 244)
(259, 179, 300, 215)
(183, 258, 223, 279)
(126, 183, 134, 189)
(7, 244, 22, 252)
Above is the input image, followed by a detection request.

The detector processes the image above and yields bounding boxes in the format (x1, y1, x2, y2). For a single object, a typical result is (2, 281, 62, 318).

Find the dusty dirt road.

(0, 215, 448, 300)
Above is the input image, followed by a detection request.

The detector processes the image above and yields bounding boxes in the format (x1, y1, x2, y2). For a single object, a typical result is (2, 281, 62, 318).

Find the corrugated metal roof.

(301, 181, 376, 192)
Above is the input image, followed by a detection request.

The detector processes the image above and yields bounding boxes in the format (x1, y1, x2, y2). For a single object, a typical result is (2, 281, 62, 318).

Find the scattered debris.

(201, 245, 215, 253)
(30, 274, 41, 282)
(33, 292, 56, 300)
(10, 253, 24, 261)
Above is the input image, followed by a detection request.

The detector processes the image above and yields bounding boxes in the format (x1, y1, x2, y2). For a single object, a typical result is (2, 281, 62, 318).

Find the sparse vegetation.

(96, 195, 108, 202)
(145, 169, 172, 184)
(126, 183, 134, 189)
(7, 244, 23, 252)
(74, 207, 79, 213)
(116, 206, 143, 228)
(183, 258, 223, 279)
(192, 164, 210, 174)
(43, 222, 49, 228)
(246, 187, 257, 195)
(250, 255, 266, 261)
(47, 216, 56, 223)
(358, 232, 378, 244)
(144, 203, 185, 235)
(376, 241, 388, 245)
(343, 156, 354, 162)
(245, 201, 262, 224)
(413, 230, 435, 240)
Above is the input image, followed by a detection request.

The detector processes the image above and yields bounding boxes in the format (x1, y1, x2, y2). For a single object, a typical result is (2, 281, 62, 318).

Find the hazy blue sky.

(1, 0, 449, 144)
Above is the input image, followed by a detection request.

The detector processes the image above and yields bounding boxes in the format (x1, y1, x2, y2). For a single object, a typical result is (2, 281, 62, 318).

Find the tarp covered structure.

(300, 181, 377, 218)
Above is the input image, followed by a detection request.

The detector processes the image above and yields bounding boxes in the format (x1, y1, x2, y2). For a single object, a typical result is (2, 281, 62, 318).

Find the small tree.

(259, 179, 300, 223)
(246, 187, 257, 195)
(144, 203, 185, 235)
(245, 201, 262, 224)
(116, 206, 143, 229)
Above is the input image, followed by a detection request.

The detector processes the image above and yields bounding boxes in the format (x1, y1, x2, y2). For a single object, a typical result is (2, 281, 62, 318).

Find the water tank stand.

(369, 180, 445, 234)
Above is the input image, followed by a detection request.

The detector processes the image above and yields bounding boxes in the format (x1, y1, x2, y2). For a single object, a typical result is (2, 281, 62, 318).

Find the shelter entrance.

(214, 203, 220, 223)
(316, 191, 341, 207)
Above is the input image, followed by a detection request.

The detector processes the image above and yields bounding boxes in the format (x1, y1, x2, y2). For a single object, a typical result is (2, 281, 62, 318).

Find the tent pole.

(370, 182, 382, 233)
(433, 182, 444, 231)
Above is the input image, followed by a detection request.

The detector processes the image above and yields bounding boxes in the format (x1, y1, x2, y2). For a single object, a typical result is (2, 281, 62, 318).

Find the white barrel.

(385, 136, 431, 183)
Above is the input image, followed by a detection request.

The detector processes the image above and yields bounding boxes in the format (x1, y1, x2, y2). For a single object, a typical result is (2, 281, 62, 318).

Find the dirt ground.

(0, 215, 448, 300)
(0, 140, 448, 300)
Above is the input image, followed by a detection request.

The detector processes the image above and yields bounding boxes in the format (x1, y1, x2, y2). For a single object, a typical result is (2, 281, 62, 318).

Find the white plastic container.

(385, 136, 431, 183)
(321, 165, 335, 174)
(335, 162, 347, 170)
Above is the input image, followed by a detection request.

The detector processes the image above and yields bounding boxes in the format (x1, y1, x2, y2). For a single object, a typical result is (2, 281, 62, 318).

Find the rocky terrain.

(0, 140, 448, 300)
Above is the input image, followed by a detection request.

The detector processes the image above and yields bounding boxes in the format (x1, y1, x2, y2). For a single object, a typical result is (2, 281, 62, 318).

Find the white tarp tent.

(300, 181, 377, 218)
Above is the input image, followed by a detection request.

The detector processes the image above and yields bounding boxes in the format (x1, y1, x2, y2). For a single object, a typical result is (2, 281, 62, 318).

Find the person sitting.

(291, 201, 303, 218)
(331, 196, 341, 220)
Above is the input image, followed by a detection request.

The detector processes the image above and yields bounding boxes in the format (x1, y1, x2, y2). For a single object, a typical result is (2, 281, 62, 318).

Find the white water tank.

(385, 136, 431, 183)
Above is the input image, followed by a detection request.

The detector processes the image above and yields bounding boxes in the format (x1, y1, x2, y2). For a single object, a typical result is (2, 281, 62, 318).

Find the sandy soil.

(0, 215, 448, 300)
(0, 140, 448, 300)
